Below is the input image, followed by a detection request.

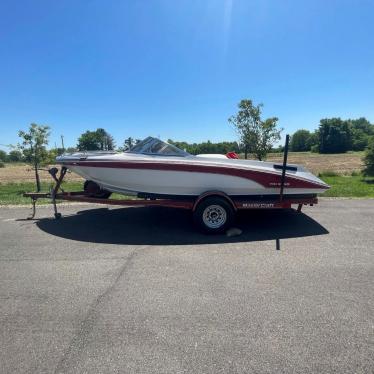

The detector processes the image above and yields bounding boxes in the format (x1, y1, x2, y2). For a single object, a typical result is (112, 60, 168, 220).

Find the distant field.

(0, 152, 364, 183)
(0, 163, 83, 184)
(265, 151, 364, 175)
(237, 151, 364, 175)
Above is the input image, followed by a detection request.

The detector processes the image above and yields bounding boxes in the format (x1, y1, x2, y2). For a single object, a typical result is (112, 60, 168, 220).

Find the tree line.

(290, 118, 374, 153)
(3, 114, 372, 164)
(73, 115, 374, 155)
(166, 140, 240, 155)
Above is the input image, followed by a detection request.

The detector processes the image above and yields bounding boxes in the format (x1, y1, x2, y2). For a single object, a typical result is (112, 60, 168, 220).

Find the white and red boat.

(56, 137, 329, 199)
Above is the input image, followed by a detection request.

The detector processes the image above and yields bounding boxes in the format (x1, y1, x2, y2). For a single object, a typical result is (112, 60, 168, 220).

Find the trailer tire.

(193, 196, 234, 234)
(83, 180, 112, 199)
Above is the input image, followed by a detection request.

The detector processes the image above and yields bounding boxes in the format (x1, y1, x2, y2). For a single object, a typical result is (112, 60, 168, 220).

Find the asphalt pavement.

(0, 199, 373, 373)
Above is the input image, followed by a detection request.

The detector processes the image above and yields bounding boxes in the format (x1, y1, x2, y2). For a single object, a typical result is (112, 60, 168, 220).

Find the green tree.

(77, 128, 115, 151)
(229, 99, 282, 160)
(7, 150, 24, 162)
(17, 123, 50, 191)
(77, 131, 99, 150)
(45, 149, 59, 164)
(348, 118, 374, 151)
(96, 128, 115, 150)
(349, 117, 374, 134)
(351, 131, 369, 151)
(290, 129, 311, 152)
(167, 139, 190, 152)
(124, 137, 135, 150)
(0, 150, 7, 162)
(307, 130, 319, 150)
(362, 137, 374, 176)
(318, 118, 351, 153)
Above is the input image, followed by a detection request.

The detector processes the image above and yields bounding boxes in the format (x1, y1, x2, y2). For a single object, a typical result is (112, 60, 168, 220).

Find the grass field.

(0, 181, 133, 205)
(0, 163, 83, 183)
(0, 152, 372, 204)
(0, 181, 82, 205)
(319, 174, 374, 198)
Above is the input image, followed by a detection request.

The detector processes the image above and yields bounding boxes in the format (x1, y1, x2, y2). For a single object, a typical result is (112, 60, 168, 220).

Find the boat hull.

(67, 163, 328, 197)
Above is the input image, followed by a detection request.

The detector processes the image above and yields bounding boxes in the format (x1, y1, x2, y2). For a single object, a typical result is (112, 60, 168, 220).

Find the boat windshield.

(127, 137, 190, 157)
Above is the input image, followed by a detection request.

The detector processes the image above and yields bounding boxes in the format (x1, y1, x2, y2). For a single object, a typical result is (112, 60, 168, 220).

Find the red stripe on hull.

(62, 161, 326, 189)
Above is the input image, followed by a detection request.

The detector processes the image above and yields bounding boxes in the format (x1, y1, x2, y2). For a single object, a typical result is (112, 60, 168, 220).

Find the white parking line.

(2, 218, 16, 222)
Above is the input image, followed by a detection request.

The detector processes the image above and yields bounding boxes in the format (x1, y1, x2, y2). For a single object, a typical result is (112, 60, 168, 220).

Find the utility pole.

(61, 135, 65, 151)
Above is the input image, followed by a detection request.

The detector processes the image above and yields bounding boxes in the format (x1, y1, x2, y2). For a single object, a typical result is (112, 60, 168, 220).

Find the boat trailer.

(23, 135, 318, 232)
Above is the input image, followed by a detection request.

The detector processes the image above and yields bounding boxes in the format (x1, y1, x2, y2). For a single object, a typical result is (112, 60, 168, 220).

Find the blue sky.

(0, 0, 373, 150)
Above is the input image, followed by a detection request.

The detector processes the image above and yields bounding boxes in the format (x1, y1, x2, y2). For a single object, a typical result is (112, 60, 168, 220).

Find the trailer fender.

(192, 191, 237, 212)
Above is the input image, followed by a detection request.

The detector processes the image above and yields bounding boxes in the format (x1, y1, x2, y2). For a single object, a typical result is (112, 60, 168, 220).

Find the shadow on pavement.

(35, 206, 329, 245)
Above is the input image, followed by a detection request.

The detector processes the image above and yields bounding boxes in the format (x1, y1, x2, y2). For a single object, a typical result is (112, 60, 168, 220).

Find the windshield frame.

(126, 137, 191, 157)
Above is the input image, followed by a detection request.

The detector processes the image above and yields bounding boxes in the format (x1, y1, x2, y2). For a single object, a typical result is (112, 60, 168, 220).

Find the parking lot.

(0, 199, 373, 373)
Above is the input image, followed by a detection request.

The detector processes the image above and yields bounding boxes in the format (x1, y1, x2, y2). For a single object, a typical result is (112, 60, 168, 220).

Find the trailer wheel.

(83, 180, 112, 199)
(193, 196, 234, 234)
